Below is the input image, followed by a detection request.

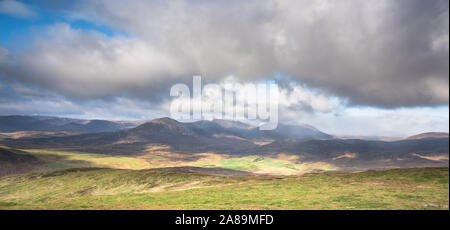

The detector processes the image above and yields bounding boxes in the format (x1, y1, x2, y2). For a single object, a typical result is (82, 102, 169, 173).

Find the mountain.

(185, 119, 332, 140)
(2, 116, 447, 170)
(257, 123, 332, 140)
(185, 119, 252, 139)
(0, 115, 78, 132)
(0, 115, 332, 140)
(107, 117, 259, 153)
(0, 116, 448, 172)
(258, 137, 449, 169)
(0, 115, 141, 133)
(338, 135, 403, 141)
(0, 117, 258, 154)
(261, 138, 449, 159)
(56, 120, 141, 133)
(405, 132, 449, 140)
(0, 117, 333, 154)
(211, 119, 253, 130)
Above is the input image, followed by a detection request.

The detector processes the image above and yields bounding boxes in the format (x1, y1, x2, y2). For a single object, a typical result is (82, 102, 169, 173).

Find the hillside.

(259, 138, 449, 169)
(406, 132, 449, 140)
(0, 147, 44, 175)
(0, 167, 447, 210)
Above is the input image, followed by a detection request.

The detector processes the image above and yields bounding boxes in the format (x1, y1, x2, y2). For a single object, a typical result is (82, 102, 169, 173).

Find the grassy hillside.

(0, 167, 447, 210)
(0, 147, 44, 175)
(1, 146, 446, 176)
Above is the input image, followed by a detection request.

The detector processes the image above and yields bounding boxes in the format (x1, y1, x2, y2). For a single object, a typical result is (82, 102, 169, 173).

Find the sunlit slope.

(2, 146, 447, 176)
(6, 148, 338, 175)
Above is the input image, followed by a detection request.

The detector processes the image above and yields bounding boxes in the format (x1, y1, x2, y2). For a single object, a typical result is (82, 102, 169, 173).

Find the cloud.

(1, 80, 447, 137)
(0, 74, 447, 136)
(163, 76, 342, 122)
(0, 0, 448, 136)
(4, 23, 186, 100)
(65, 0, 448, 107)
(0, 0, 36, 19)
(1, 0, 448, 108)
(305, 106, 450, 137)
(0, 47, 8, 64)
(0, 80, 167, 120)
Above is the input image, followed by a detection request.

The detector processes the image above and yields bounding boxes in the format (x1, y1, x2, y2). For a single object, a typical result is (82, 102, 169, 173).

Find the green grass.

(24, 149, 151, 171)
(191, 154, 338, 174)
(0, 167, 447, 210)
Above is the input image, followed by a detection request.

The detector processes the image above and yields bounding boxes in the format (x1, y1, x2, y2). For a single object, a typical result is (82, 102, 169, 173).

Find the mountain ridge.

(0, 115, 142, 133)
(405, 132, 449, 140)
(0, 116, 447, 173)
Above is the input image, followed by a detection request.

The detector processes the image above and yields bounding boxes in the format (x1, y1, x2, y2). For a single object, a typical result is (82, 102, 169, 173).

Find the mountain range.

(0, 117, 331, 154)
(0, 115, 448, 173)
(0, 115, 141, 133)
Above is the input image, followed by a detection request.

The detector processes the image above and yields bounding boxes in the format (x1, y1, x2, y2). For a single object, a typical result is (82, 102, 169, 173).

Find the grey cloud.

(0, 47, 8, 64)
(0, 0, 448, 108)
(0, 0, 36, 19)
(0, 79, 167, 120)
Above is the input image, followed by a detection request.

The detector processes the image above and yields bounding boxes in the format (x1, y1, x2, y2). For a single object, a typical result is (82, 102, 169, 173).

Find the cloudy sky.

(0, 0, 448, 136)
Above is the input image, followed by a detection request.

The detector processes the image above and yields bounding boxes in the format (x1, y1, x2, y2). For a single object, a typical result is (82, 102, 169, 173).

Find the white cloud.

(304, 106, 450, 137)
(164, 76, 343, 122)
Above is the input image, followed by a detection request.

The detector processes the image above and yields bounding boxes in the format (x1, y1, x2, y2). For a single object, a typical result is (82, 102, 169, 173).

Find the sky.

(0, 0, 448, 137)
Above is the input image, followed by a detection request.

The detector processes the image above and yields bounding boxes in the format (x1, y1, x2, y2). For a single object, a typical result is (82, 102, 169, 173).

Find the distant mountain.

(0, 117, 257, 154)
(0, 115, 332, 140)
(185, 119, 332, 140)
(258, 137, 449, 169)
(261, 138, 449, 159)
(337, 135, 403, 141)
(0, 117, 332, 154)
(0, 115, 78, 132)
(114, 117, 258, 153)
(257, 123, 332, 140)
(211, 119, 253, 130)
(405, 132, 449, 140)
(57, 120, 141, 133)
(0, 115, 142, 133)
(0, 117, 448, 171)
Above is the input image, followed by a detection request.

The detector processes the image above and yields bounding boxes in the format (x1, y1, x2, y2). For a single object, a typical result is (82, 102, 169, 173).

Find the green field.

(0, 167, 447, 210)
